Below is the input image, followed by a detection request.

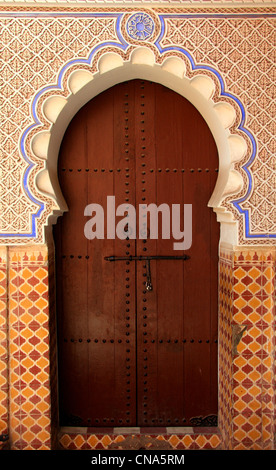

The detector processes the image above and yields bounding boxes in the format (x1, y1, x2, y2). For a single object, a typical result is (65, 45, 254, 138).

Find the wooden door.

(54, 80, 219, 428)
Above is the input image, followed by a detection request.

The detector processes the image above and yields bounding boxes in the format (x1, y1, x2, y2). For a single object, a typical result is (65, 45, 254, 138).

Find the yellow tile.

(35, 312, 48, 324)
(37, 401, 50, 413)
(37, 356, 49, 369)
(35, 328, 49, 340)
(36, 371, 49, 384)
(233, 414, 247, 427)
(22, 415, 35, 428)
(22, 430, 35, 443)
(195, 435, 207, 448)
(248, 369, 262, 382)
(234, 355, 247, 367)
(60, 434, 71, 448)
(248, 414, 261, 427)
(74, 434, 86, 448)
(20, 297, 33, 309)
(87, 435, 100, 447)
(234, 370, 247, 383)
(248, 282, 261, 294)
(22, 356, 35, 369)
(21, 312, 34, 324)
(35, 297, 48, 310)
(233, 312, 246, 323)
(37, 430, 51, 443)
(35, 342, 49, 354)
(248, 429, 261, 442)
(21, 371, 33, 383)
(248, 266, 261, 279)
(22, 268, 33, 280)
(234, 267, 246, 280)
(21, 342, 35, 354)
(21, 387, 34, 399)
(249, 399, 261, 412)
(22, 401, 35, 414)
(0, 331, 6, 343)
(0, 299, 6, 314)
(168, 435, 180, 447)
(37, 415, 50, 428)
(36, 386, 49, 399)
(101, 435, 112, 446)
(248, 297, 262, 309)
(21, 328, 33, 340)
(35, 267, 48, 280)
(20, 283, 33, 295)
(209, 435, 221, 448)
(234, 297, 247, 309)
(233, 283, 245, 294)
(0, 286, 6, 297)
(233, 428, 247, 441)
(181, 435, 194, 447)
(35, 283, 48, 295)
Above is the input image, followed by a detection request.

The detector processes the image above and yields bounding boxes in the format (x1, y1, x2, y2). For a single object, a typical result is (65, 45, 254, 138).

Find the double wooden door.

(54, 80, 219, 428)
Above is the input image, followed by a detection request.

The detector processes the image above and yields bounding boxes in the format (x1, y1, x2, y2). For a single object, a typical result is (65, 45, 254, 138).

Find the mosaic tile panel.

(58, 429, 222, 451)
(2, 244, 274, 450)
(47, 239, 59, 449)
(8, 246, 51, 450)
(218, 250, 233, 449)
(0, 247, 8, 449)
(219, 247, 276, 450)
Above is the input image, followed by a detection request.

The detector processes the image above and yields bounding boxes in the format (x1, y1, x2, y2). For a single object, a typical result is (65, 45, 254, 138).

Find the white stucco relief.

(30, 47, 248, 246)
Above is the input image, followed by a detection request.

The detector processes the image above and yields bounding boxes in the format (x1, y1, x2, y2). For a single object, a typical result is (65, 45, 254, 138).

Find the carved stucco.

(0, 7, 275, 246)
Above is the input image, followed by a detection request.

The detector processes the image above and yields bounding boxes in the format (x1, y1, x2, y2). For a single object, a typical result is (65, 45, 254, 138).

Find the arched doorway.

(53, 79, 219, 428)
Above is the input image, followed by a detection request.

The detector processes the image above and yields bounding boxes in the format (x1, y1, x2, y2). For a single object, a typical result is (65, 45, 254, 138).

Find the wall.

(0, 2, 275, 450)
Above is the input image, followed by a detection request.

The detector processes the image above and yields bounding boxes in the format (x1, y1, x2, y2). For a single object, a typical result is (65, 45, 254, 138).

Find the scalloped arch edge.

(28, 46, 251, 246)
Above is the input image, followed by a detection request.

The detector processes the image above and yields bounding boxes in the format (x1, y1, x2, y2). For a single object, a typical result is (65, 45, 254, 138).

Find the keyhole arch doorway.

(33, 52, 247, 248)
(53, 78, 220, 428)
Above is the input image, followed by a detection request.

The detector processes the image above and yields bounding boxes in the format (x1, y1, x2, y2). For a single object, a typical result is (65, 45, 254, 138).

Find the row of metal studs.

(61, 168, 218, 172)
(140, 81, 149, 425)
(63, 338, 218, 343)
(124, 88, 132, 425)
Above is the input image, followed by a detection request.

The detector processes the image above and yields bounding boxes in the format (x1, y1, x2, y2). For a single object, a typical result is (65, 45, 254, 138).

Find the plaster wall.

(0, 2, 275, 450)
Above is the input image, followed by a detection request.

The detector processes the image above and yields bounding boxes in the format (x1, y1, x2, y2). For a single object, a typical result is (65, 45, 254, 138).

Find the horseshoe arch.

(26, 45, 250, 246)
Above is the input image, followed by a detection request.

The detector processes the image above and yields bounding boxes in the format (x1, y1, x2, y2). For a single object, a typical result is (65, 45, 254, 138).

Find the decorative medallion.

(126, 12, 155, 41)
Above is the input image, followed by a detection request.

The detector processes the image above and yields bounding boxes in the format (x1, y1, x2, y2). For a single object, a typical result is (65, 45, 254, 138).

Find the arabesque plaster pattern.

(0, 2, 275, 452)
(0, 6, 275, 244)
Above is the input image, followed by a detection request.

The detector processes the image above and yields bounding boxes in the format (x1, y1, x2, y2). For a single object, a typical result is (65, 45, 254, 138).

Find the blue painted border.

(157, 14, 273, 240)
(4, 13, 127, 238)
(1, 10, 275, 239)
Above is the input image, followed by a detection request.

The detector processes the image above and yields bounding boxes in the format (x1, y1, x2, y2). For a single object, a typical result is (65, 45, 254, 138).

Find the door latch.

(104, 254, 190, 291)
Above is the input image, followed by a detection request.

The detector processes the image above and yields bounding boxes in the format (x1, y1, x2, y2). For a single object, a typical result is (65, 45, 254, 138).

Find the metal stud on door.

(54, 80, 219, 428)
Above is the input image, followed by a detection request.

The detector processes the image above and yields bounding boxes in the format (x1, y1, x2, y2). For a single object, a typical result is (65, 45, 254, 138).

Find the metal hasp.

(105, 254, 190, 291)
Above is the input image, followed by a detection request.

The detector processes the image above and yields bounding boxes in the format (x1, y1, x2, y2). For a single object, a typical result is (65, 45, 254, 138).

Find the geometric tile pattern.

(219, 246, 275, 450)
(0, 247, 8, 449)
(8, 246, 51, 450)
(219, 249, 233, 449)
(58, 428, 222, 451)
(2, 244, 274, 450)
